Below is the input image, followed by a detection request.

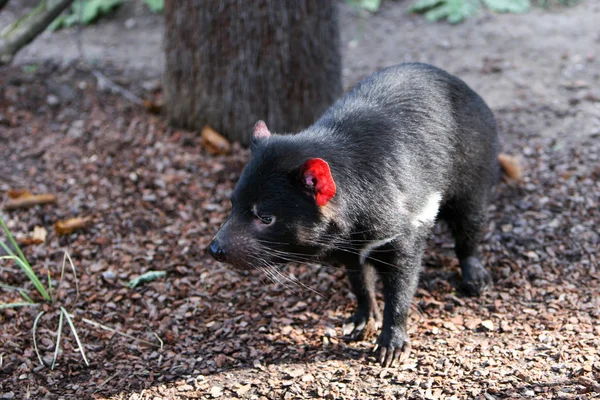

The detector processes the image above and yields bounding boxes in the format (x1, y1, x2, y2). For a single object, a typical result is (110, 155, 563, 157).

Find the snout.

(207, 238, 226, 262)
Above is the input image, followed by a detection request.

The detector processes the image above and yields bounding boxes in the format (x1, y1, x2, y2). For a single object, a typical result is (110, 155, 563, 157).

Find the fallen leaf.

(18, 226, 48, 245)
(54, 217, 92, 235)
(7, 189, 32, 199)
(201, 125, 231, 155)
(128, 270, 166, 288)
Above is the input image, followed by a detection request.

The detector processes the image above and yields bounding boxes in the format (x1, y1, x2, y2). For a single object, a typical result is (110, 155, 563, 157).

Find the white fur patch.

(359, 235, 399, 265)
(411, 192, 442, 227)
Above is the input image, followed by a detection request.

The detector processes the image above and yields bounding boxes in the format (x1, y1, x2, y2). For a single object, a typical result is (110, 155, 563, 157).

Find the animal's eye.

(258, 215, 275, 225)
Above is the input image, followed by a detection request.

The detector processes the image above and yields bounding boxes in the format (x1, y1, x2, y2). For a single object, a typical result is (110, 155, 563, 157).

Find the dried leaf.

(18, 226, 47, 245)
(7, 189, 32, 199)
(201, 125, 231, 155)
(54, 217, 92, 235)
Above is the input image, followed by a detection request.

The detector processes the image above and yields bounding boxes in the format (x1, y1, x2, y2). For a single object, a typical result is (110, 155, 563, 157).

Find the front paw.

(342, 308, 381, 341)
(461, 257, 492, 297)
(375, 327, 411, 367)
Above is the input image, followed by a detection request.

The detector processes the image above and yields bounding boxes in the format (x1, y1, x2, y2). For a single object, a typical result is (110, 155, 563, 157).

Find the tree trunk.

(163, 0, 342, 146)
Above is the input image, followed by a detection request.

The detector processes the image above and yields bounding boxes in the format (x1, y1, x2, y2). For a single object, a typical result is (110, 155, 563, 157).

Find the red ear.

(253, 120, 271, 139)
(302, 158, 336, 207)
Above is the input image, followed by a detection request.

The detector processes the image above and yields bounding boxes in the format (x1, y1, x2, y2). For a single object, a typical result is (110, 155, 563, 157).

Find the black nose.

(207, 239, 226, 262)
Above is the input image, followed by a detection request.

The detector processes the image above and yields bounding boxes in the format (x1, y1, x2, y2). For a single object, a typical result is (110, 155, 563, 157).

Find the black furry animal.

(208, 63, 520, 367)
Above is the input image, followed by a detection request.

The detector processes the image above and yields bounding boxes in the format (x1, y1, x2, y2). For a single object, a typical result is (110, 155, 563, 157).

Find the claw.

(343, 316, 378, 341)
(342, 321, 356, 337)
(374, 336, 411, 367)
(379, 346, 388, 366)
(461, 257, 493, 297)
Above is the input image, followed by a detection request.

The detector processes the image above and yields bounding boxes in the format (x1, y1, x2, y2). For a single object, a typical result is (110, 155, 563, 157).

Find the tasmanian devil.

(207, 63, 520, 367)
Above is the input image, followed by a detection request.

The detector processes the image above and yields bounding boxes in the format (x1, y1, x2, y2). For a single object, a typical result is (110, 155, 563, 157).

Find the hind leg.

(445, 197, 492, 296)
(342, 263, 381, 340)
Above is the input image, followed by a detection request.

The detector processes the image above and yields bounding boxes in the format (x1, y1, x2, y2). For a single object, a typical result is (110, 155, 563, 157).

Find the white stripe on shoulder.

(411, 192, 442, 227)
(359, 234, 400, 265)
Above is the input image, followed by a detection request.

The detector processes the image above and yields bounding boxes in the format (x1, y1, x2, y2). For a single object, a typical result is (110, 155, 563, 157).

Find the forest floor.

(1, 1, 600, 399)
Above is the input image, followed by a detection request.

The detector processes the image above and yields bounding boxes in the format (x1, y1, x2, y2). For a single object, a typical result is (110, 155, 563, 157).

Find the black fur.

(208, 63, 501, 367)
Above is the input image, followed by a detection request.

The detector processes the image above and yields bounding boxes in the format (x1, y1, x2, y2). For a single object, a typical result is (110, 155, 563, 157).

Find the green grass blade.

(61, 307, 89, 366)
(8, 255, 51, 301)
(81, 317, 159, 347)
(0, 283, 27, 292)
(47, 270, 53, 303)
(0, 217, 29, 266)
(0, 241, 16, 258)
(51, 311, 64, 370)
(19, 290, 34, 303)
(0, 302, 38, 309)
(0, 251, 51, 302)
(33, 311, 45, 366)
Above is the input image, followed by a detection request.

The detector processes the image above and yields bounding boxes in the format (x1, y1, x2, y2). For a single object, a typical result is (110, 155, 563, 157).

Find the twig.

(2, 194, 56, 210)
(95, 371, 120, 391)
(0, 0, 74, 65)
(89, 69, 143, 105)
(81, 317, 161, 347)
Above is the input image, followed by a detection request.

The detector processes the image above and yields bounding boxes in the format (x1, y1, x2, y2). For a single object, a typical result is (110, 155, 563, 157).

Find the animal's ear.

(301, 158, 336, 207)
(251, 120, 271, 151)
(253, 120, 271, 139)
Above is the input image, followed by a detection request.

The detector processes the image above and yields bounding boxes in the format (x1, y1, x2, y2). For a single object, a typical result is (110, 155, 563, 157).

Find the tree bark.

(163, 0, 342, 146)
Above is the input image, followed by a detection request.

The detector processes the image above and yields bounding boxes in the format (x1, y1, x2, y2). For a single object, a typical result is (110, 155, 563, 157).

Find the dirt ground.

(1, 1, 599, 399)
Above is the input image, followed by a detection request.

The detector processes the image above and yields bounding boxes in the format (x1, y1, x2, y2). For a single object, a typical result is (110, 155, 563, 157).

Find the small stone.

(324, 327, 337, 338)
(102, 270, 116, 280)
(2, 392, 15, 399)
(47, 95, 60, 107)
(287, 367, 304, 378)
(236, 384, 252, 396)
(142, 79, 162, 92)
(481, 320, 495, 331)
(67, 120, 85, 138)
(210, 386, 223, 398)
(125, 18, 137, 29)
(143, 194, 157, 202)
(177, 384, 193, 391)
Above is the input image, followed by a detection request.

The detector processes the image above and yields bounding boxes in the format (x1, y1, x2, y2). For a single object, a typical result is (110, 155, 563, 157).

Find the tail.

(498, 153, 522, 181)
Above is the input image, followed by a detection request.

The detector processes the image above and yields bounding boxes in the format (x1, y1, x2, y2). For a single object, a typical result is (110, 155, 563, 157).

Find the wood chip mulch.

(0, 64, 599, 400)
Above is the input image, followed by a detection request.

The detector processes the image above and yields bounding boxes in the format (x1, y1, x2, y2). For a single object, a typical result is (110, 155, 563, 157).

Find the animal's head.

(207, 121, 338, 269)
